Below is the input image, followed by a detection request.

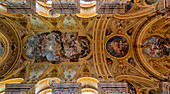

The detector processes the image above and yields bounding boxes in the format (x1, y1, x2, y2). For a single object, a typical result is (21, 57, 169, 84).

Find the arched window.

(82, 91, 96, 94)
(80, 0, 95, 4)
(0, 78, 24, 94)
(35, 78, 60, 94)
(77, 77, 99, 94)
(46, 0, 52, 4)
(45, 92, 52, 94)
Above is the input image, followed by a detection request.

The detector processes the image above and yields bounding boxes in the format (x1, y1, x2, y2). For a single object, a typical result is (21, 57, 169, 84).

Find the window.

(46, 0, 52, 4)
(45, 92, 52, 94)
(82, 92, 96, 94)
(80, 0, 95, 4)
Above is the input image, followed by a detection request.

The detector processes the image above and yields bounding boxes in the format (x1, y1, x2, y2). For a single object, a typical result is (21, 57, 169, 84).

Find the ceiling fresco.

(0, 0, 169, 94)
(144, 35, 169, 58)
(106, 36, 129, 58)
(135, 18, 170, 77)
(25, 31, 90, 64)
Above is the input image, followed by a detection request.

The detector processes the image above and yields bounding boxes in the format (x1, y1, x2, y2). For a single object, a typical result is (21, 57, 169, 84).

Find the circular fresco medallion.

(0, 32, 9, 62)
(106, 36, 129, 58)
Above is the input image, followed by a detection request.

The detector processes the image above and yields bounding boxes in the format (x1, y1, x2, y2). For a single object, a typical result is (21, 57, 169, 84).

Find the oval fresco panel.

(106, 36, 129, 58)
(144, 36, 170, 58)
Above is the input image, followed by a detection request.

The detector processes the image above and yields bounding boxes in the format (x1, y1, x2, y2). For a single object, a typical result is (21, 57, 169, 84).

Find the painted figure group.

(144, 36, 170, 58)
(26, 31, 90, 64)
(107, 36, 129, 58)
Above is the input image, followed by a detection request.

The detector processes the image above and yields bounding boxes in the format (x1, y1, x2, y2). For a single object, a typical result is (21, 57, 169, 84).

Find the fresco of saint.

(106, 36, 129, 58)
(144, 36, 170, 58)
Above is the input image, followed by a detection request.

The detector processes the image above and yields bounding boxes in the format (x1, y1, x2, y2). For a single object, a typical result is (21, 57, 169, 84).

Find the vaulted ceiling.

(0, 0, 169, 94)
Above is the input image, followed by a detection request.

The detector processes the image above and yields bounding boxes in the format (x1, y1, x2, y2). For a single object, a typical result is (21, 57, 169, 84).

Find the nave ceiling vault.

(0, 0, 169, 93)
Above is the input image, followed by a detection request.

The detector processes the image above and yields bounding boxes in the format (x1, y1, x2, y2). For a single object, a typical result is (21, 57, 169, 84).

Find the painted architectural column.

(26, 85, 35, 94)
(52, 0, 80, 13)
(96, 1, 126, 13)
(77, 77, 99, 94)
(161, 82, 170, 94)
(5, 84, 35, 94)
(52, 83, 81, 94)
(158, 0, 170, 18)
(35, 78, 61, 94)
(98, 83, 129, 94)
(7, 0, 36, 13)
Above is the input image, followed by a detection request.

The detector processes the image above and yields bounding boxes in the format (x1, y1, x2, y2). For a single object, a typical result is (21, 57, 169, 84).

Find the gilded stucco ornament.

(0, 17, 22, 78)
(0, 32, 9, 63)
(0, 1, 168, 92)
(135, 17, 170, 79)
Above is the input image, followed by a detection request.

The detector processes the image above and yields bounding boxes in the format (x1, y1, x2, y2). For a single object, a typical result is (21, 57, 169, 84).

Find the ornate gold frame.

(105, 34, 131, 60)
